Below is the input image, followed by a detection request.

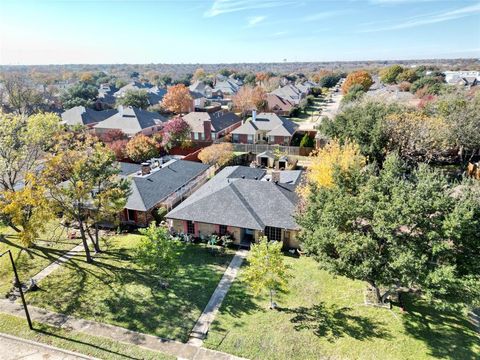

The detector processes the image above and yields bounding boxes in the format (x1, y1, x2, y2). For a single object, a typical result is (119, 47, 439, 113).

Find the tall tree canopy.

(297, 153, 480, 309)
(61, 82, 98, 109)
(117, 89, 149, 109)
(341, 71, 373, 94)
(379, 65, 404, 84)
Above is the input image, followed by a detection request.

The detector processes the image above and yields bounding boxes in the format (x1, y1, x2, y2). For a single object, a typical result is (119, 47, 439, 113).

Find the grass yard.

(204, 256, 479, 360)
(0, 222, 80, 297)
(0, 312, 173, 359)
(27, 234, 234, 342)
(290, 98, 325, 123)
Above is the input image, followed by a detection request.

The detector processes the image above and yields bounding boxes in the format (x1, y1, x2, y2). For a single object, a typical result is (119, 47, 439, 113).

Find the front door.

(241, 229, 255, 248)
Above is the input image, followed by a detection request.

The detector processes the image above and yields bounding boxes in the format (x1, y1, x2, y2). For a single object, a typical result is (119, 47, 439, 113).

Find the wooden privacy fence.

(230, 143, 313, 156)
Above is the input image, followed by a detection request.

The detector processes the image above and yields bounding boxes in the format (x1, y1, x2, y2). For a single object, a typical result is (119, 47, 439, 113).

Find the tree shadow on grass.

(401, 297, 479, 359)
(280, 302, 391, 343)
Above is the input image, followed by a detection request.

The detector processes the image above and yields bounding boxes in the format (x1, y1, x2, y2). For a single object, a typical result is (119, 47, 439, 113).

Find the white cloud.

(247, 15, 266, 27)
(204, 0, 294, 17)
(303, 11, 342, 22)
(361, 3, 480, 32)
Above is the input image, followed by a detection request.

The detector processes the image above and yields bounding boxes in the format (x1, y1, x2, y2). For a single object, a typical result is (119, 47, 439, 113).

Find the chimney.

(252, 110, 257, 122)
(203, 120, 212, 141)
(141, 162, 151, 176)
(271, 171, 281, 184)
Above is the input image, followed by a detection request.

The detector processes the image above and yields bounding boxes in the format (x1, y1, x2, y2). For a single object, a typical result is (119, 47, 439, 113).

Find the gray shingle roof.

(166, 166, 301, 230)
(125, 160, 210, 211)
(231, 112, 298, 137)
(61, 106, 118, 126)
(93, 106, 167, 135)
(182, 111, 241, 134)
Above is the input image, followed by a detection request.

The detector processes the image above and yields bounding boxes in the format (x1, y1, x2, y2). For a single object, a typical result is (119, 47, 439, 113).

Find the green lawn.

(27, 234, 234, 342)
(0, 222, 80, 297)
(290, 98, 325, 123)
(204, 256, 479, 360)
(0, 312, 173, 359)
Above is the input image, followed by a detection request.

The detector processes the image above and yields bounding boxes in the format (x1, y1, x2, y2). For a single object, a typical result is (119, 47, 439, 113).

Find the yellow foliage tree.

(162, 84, 193, 114)
(306, 140, 366, 189)
(198, 143, 234, 168)
(0, 174, 52, 246)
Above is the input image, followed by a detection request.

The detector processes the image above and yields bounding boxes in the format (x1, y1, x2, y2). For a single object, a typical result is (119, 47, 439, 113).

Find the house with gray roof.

(61, 106, 118, 127)
(166, 165, 303, 248)
(270, 84, 306, 105)
(114, 81, 166, 105)
(93, 106, 167, 137)
(182, 111, 241, 141)
(231, 111, 298, 145)
(119, 159, 211, 227)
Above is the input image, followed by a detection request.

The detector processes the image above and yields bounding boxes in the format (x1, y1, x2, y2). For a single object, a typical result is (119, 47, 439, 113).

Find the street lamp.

(0, 250, 33, 329)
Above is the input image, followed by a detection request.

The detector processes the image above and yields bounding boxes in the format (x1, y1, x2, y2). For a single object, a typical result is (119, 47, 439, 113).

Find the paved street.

(0, 333, 94, 359)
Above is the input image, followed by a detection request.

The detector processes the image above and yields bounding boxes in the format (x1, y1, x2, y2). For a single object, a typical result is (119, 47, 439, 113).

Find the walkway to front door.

(188, 248, 248, 346)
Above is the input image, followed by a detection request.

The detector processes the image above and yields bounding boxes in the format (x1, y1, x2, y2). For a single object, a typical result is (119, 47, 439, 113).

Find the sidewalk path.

(0, 299, 247, 360)
(0, 332, 95, 359)
(188, 249, 248, 346)
(31, 242, 84, 284)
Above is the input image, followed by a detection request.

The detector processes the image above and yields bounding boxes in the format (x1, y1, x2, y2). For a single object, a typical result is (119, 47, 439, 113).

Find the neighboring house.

(270, 84, 306, 105)
(61, 106, 118, 127)
(166, 166, 303, 248)
(189, 81, 213, 98)
(93, 106, 167, 137)
(444, 71, 480, 84)
(114, 81, 166, 105)
(231, 111, 299, 145)
(119, 159, 211, 227)
(212, 78, 241, 97)
(266, 93, 295, 116)
(182, 111, 242, 141)
(97, 84, 117, 106)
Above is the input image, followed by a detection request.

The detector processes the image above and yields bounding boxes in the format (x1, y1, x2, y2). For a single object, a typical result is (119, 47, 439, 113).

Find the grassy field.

(0, 222, 80, 297)
(290, 98, 325, 123)
(204, 255, 479, 360)
(27, 234, 234, 342)
(0, 312, 173, 359)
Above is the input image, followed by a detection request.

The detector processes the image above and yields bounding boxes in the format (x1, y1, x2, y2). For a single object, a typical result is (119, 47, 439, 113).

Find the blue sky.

(0, 0, 479, 64)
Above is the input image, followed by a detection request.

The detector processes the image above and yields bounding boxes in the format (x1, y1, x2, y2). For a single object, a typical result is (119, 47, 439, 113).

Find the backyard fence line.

(230, 143, 313, 156)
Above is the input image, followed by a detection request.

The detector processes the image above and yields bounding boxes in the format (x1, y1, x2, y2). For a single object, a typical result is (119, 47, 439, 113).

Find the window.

(264, 226, 282, 241)
(284, 137, 290, 145)
(194, 132, 199, 140)
(219, 225, 228, 235)
(269, 136, 275, 144)
(127, 209, 136, 222)
(247, 135, 254, 144)
(186, 221, 195, 234)
(211, 132, 217, 140)
(232, 134, 239, 143)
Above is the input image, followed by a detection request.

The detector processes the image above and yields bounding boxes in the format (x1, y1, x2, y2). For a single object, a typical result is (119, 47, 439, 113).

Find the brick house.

(119, 159, 210, 227)
(166, 166, 303, 249)
(266, 94, 295, 116)
(182, 111, 242, 142)
(230, 112, 298, 145)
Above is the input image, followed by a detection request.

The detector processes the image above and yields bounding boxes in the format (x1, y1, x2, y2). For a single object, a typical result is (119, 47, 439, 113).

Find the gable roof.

(266, 94, 295, 112)
(212, 79, 240, 95)
(166, 166, 301, 230)
(182, 111, 242, 133)
(125, 160, 210, 211)
(61, 106, 118, 127)
(270, 84, 304, 104)
(114, 81, 153, 97)
(231, 112, 298, 137)
(93, 106, 167, 135)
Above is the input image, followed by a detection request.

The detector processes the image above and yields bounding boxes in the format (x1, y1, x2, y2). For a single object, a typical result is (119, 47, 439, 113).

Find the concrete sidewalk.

(0, 299, 247, 360)
(188, 249, 248, 346)
(0, 332, 95, 359)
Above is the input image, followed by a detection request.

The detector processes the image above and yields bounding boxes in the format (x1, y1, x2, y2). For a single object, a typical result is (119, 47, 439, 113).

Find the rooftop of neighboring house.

(189, 81, 213, 96)
(270, 84, 305, 104)
(212, 78, 241, 95)
(120, 159, 210, 212)
(113, 81, 154, 97)
(93, 106, 167, 135)
(231, 112, 299, 137)
(182, 111, 241, 134)
(166, 165, 302, 230)
(61, 106, 118, 127)
(266, 93, 295, 112)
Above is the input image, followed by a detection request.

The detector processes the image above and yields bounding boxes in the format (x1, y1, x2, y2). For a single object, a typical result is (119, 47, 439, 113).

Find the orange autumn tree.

(198, 143, 234, 168)
(342, 70, 373, 94)
(232, 85, 267, 117)
(162, 84, 193, 114)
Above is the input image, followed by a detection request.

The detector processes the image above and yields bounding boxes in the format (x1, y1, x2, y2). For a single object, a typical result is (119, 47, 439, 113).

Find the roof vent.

(141, 162, 151, 176)
(271, 171, 281, 184)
